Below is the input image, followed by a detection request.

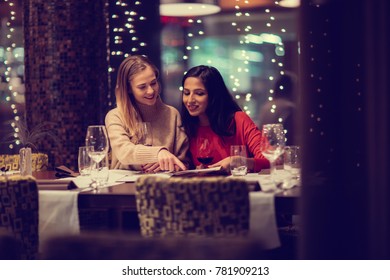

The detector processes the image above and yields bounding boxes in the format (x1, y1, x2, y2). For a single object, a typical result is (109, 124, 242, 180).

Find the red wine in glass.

(197, 137, 213, 166)
(197, 156, 213, 165)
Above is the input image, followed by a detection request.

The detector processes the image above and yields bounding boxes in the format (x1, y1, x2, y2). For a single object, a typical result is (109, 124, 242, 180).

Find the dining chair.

(0, 175, 39, 259)
(0, 233, 23, 260)
(135, 176, 250, 238)
(0, 153, 49, 172)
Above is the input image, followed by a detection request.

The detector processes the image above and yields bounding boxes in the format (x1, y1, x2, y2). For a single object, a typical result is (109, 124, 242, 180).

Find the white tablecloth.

(236, 170, 300, 250)
(38, 170, 295, 251)
(249, 191, 280, 249)
(38, 170, 127, 249)
(39, 190, 79, 249)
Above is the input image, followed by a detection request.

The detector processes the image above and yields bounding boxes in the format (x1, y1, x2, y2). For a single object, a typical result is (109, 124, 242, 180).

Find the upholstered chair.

(135, 176, 250, 238)
(42, 233, 265, 260)
(0, 175, 39, 259)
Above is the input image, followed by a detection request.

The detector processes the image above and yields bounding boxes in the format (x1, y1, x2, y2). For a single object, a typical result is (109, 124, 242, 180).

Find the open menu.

(116, 166, 225, 183)
(170, 166, 224, 176)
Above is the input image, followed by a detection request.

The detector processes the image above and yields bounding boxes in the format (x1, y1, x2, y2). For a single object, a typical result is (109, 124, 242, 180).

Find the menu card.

(116, 166, 225, 182)
(36, 179, 78, 190)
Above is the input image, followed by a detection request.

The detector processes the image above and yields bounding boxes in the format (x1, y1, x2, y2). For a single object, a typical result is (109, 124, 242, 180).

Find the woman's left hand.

(208, 157, 231, 172)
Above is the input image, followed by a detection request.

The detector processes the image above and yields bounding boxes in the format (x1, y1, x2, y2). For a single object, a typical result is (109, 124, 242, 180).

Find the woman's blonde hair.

(115, 55, 160, 142)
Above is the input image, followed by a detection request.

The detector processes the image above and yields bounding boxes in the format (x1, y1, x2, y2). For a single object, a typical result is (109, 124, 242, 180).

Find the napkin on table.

(249, 191, 281, 250)
(38, 190, 80, 250)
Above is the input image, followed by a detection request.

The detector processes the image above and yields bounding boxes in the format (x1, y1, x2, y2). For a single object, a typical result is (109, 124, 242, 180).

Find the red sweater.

(189, 111, 270, 172)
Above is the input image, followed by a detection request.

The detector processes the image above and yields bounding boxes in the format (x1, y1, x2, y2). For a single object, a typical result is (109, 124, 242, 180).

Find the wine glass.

(78, 146, 93, 176)
(138, 122, 152, 146)
(196, 137, 213, 166)
(260, 123, 286, 187)
(85, 125, 109, 189)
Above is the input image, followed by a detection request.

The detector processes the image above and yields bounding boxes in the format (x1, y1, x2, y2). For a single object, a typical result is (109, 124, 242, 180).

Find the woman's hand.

(157, 149, 187, 172)
(141, 162, 161, 173)
(208, 157, 231, 172)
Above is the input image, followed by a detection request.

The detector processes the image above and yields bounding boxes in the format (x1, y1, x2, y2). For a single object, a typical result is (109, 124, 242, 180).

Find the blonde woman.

(105, 55, 189, 172)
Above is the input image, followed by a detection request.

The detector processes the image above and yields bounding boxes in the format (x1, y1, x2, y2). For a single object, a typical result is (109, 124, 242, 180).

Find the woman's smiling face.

(182, 77, 209, 123)
(130, 66, 159, 106)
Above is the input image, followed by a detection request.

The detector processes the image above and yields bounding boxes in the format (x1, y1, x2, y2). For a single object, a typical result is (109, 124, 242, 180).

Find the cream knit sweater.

(105, 98, 190, 170)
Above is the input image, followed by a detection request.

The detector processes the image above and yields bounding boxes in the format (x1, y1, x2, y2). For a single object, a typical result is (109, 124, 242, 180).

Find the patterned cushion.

(135, 176, 250, 238)
(0, 153, 49, 172)
(0, 175, 39, 259)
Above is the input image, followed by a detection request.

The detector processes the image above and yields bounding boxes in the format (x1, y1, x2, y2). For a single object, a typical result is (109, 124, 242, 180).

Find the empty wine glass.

(85, 125, 109, 189)
(138, 122, 152, 146)
(260, 123, 286, 187)
(196, 137, 213, 166)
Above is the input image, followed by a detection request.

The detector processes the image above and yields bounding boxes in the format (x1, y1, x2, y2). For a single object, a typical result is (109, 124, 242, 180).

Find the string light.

(229, 0, 254, 115)
(183, 18, 205, 63)
(1, 0, 23, 150)
(176, 17, 206, 93)
(260, 1, 289, 133)
(109, 0, 148, 105)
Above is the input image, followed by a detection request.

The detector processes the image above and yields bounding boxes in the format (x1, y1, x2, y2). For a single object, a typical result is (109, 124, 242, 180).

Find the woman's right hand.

(142, 162, 161, 173)
(157, 149, 187, 172)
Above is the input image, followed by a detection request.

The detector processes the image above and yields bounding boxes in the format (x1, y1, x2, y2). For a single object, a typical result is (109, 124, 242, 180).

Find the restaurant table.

(33, 171, 300, 232)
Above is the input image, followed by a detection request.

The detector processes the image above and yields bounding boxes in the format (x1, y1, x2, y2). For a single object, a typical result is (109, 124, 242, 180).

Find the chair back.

(0, 175, 39, 259)
(0, 153, 49, 172)
(135, 176, 249, 238)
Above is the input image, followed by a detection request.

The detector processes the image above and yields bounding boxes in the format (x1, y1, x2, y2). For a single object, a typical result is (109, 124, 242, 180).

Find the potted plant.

(4, 118, 57, 175)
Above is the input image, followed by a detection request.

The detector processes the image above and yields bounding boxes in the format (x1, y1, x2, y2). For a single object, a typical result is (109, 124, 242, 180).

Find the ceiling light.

(279, 0, 300, 8)
(160, 0, 221, 17)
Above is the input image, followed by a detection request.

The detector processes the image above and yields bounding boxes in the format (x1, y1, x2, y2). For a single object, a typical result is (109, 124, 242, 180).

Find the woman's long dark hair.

(181, 65, 242, 138)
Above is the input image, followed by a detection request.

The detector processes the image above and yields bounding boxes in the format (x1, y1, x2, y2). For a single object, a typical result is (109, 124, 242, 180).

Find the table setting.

(35, 122, 300, 251)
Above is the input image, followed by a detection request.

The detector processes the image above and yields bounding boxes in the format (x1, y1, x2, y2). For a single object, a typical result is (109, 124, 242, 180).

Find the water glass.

(284, 146, 301, 180)
(230, 145, 247, 176)
(91, 154, 109, 188)
(78, 146, 93, 176)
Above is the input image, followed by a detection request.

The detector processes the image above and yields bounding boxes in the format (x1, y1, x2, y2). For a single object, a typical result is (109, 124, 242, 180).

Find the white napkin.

(38, 190, 79, 249)
(38, 170, 128, 251)
(241, 170, 300, 192)
(69, 169, 128, 190)
(249, 191, 281, 250)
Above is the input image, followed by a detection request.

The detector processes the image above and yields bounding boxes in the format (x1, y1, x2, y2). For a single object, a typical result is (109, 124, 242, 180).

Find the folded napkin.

(39, 190, 79, 250)
(37, 170, 128, 252)
(70, 170, 126, 189)
(249, 192, 281, 250)
(241, 170, 300, 192)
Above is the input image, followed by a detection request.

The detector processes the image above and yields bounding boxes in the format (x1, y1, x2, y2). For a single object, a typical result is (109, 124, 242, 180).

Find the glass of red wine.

(197, 137, 213, 166)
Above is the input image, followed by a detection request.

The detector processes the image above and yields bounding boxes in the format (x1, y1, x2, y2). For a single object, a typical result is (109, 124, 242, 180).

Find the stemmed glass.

(260, 123, 286, 187)
(85, 125, 109, 189)
(138, 122, 152, 146)
(196, 137, 213, 166)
